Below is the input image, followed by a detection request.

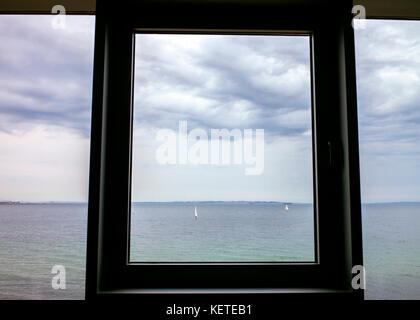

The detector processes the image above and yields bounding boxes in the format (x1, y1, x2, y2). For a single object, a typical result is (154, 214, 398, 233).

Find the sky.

(0, 16, 418, 203)
(0, 15, 94, 202)
(131, 34, 314, 202)
(354, 20, 420, 202)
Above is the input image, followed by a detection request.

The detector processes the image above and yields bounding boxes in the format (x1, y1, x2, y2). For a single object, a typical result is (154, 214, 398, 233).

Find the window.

(354, 19, 420, 299)
(0, 15, 95, 299)
(130, 33, 315, 263)
(87, 0, 363, 296)
(1, 0, 420, 305)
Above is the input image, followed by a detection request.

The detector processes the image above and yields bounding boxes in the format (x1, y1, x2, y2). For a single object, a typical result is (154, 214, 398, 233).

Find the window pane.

(355, 20, 420, 299)
(130, 34, 314, 262)
(0, 15, 95, 299)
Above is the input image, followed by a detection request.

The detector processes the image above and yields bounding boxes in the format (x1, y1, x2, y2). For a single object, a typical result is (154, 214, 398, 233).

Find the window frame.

(129, 29, 316, 265)
(86, 0, 364, 298)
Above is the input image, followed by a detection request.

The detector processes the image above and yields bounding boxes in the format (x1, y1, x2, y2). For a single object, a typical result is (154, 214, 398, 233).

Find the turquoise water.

(0, 202, 419, 299)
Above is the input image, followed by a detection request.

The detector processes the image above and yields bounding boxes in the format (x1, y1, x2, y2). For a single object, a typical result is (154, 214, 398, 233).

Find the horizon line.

(1, 200, 420, 205)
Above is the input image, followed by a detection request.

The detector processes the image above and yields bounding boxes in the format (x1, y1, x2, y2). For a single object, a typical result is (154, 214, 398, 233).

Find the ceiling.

(0, 0, 419, 19)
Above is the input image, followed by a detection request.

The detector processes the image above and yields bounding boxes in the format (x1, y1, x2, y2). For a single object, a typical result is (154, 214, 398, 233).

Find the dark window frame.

(129, 29, 317, 265)
(86, 0, 364, 298)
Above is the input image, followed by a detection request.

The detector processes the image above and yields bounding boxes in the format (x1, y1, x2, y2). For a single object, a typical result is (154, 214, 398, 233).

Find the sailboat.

(194, 206, 198, 220)
(285, 204, 289, 211)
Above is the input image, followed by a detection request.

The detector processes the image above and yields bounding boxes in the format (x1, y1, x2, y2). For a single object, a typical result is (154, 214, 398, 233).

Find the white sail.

(285, 204, 289, 211)
(194, 206, 198, 219)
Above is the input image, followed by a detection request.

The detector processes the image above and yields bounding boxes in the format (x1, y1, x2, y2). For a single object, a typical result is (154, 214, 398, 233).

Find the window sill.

(97, 288, 354, 295)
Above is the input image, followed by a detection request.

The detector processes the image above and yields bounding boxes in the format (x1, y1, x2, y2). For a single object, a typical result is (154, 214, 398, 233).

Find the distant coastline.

(1, 200, 420, 205)
(0, 201, 87, 205)
(133, 201, 303, 205)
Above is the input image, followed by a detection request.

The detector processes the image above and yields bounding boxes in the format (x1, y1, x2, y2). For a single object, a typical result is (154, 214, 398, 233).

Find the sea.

(0, 202, 419, 300)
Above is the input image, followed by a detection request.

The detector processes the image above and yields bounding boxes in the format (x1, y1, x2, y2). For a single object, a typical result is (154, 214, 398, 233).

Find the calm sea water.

(130, 202, 314, 262)
(0, 202, 419, 299)
(362, 203, 420, 299)
(0, 204, 86, 300)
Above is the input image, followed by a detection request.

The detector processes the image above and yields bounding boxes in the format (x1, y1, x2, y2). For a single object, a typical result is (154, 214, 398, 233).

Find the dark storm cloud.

(354, 20, 420, 155)
(133, 34, 313, 138)
(0, 15, 95, 137)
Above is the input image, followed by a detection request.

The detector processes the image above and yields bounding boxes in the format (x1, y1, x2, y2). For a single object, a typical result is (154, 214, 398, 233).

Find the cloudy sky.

(0, 15, 94, 202)
(131, 34, 314, 202)
(0, 16, 418, 203)
(354, 20, 420, 202)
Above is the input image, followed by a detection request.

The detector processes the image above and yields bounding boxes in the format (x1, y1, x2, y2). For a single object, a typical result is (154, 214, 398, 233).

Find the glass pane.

(130, 34, 314, 262)
(0, 15, 95, 299)
(354, 20, 420, 299)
